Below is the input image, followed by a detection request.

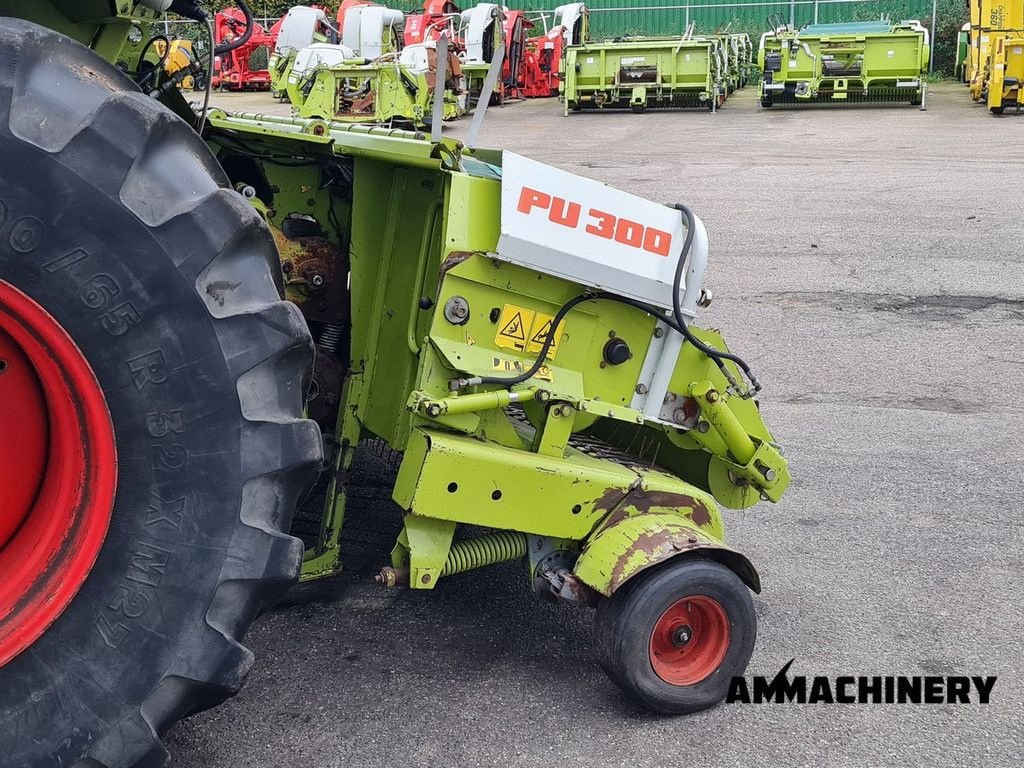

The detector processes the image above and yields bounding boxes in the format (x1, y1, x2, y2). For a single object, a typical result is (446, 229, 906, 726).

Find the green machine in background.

(269, 5, 337, 100)
(286, 43, 464, 128)
(710, 32, 755, 93)
(562, 35, 728, 113)
(758, 19, 930, 106)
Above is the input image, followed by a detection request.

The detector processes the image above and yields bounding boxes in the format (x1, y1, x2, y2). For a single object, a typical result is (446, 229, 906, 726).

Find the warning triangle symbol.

(530, 320, 552, 346)
(499, 312, 527, 341)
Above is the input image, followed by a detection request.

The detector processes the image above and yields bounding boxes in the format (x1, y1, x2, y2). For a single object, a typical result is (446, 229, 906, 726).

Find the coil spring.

(317, 323, 344, 355)
(441, 531, 528, 577)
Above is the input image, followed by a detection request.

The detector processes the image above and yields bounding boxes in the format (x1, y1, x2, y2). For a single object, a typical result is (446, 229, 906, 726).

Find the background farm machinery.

(264, 1, 583, 128)
(562, 34, 732, 113)
(963, 0, 1024, 113)
(212, 5, 279, 89)
(756, 18, 930, 106)
(522, 3, 589, 97)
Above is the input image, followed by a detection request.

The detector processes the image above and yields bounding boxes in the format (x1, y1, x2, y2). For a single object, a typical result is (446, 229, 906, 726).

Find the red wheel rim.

(649, 594, 730, 686)
(0, 280, 117, 668)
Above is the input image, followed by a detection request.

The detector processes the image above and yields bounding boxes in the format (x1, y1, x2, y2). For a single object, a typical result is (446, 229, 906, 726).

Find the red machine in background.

(212, 6, 278, 90)
(404, 0, 461, 46)
(501, 9, 531, 100)
(521, 2, 588, 98)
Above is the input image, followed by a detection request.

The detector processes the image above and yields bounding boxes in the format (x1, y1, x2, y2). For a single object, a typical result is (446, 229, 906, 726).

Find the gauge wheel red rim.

(0, 280, 117, 667)
(648, 594, 731, 686)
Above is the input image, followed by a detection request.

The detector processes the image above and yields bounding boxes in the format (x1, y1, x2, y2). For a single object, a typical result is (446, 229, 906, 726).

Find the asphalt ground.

(167, 83, 1024, 768)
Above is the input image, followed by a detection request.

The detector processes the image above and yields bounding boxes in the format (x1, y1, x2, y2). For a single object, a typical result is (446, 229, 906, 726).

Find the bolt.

(608, 330, 616, 338)
(425, 403, 442, 417)
(672, 625, 693, 647)
(664, 393, 677, 403)
(653, 327, 665, 338)
(672, 408, 689, 425)
(763, 469, 777, 482)
(635, 383, 649, 395)
(419, 296, 434, 310)
(697, 420, 710, 433)
(705, 389, 720, 403)
(311, 273, 325, 288)
(375, 566, 408, 588)
(697, 288, 713, 308)
(420, 573, 431, 584)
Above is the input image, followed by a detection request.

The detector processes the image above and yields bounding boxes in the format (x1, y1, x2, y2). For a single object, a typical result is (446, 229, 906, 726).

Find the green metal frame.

(8, 2, 792, 609)
(758, 21, 929, 106)
(562, 36, 725, 114)
(195, 109, 788, 599)
(290, 58, 461, 127)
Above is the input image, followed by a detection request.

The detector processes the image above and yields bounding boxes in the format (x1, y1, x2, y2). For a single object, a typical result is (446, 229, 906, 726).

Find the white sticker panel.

(497, 152, 689, 309)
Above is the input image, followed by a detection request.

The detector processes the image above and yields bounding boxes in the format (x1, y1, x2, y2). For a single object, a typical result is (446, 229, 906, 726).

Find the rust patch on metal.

(593, 487, 712, 527)
(620, 490, 713, 527)
(592, 485, 628, 515)
(607, 527, 711, 593)
(274, 230, 349, 325)
(439, 250, 475, 276)
(555, 571, 599, 607)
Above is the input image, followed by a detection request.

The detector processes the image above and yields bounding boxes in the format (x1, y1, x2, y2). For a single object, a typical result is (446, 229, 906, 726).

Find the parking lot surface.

(167, 83, 1024, 768)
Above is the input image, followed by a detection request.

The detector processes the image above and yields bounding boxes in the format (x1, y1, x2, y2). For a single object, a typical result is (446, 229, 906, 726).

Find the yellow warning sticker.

(526, 312, 563, 359)
(491, 357, 553, 382)
(495, 304, 563, 360)
(494, 304, 535, 353)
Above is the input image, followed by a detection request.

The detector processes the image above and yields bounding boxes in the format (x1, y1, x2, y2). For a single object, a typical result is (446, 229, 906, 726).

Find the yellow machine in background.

(154, 38, 205, 91)
(966, 0, 1024, 113)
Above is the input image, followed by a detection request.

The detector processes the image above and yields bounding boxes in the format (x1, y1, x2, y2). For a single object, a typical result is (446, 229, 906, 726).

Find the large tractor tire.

(0, 20, 322, 767)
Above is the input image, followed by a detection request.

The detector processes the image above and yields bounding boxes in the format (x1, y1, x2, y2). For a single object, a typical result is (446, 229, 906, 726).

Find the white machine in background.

(551, 3, 587, 47)
(460, 3, 505, 64)
(341, 5, 404, 60)
(288, 42, 357, 86)
(276, 6, 335, 56)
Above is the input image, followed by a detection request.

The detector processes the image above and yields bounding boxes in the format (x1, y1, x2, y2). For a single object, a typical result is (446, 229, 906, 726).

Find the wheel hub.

(671, 625, 693, 647)
(0, 280, 117, 668)
(649, 594, 730, 686)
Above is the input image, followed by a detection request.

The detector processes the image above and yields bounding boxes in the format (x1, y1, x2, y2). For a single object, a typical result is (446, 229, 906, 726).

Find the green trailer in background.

(562, 36, 727, 113)
(757, 20, 930, 107)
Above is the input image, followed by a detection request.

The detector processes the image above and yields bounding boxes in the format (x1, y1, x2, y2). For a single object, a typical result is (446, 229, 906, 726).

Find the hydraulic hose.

(148, 2, 253, 135)
(214, 0, 256, 57)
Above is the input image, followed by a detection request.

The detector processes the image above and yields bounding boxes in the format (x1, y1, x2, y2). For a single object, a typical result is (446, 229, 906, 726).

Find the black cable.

(214, 0, 256, 57)
(669, 203, 761, 392)
(213, 133, 322, 166)
(135, 35, 170, 88)
(469, 204, 761, 394)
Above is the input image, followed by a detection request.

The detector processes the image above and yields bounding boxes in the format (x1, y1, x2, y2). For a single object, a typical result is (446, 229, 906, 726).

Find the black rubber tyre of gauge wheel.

(594, 557, 757, 715)
(0, 19, 322, 768)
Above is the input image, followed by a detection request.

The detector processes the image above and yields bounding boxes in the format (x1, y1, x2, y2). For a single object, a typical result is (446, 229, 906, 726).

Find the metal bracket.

(430, 33, 448, 143)
(466, 41, 505, 149)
